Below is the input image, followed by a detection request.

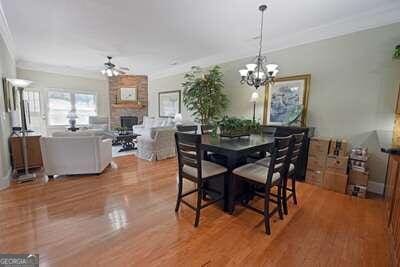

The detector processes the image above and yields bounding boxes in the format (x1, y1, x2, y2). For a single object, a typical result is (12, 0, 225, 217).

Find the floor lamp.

(7, 78, 35, 183)
(251, 92, 259, 123)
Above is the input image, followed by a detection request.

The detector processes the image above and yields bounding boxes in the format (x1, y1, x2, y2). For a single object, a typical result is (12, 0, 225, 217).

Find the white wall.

(0, 34, 16, 189)
(149, 23, 400, 184)
(17, 68, 109, 135)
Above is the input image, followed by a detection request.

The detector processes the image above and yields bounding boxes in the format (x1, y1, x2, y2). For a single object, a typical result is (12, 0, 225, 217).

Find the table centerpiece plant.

(217, 116, 261, 138)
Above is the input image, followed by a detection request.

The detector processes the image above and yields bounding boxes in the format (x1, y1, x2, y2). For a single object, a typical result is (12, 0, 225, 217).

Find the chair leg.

(282, 178, 289, 215)
(202, 180, 208, 200)
(194, 186, 202, 227)
(277, 184, 284, 220)
(292, 176, 298, 205)
(175, 175, 183, 212)
(264, 186, 271, 235)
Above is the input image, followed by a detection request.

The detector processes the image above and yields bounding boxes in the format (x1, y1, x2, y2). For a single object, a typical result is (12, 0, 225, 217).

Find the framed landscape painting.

(158, 90, 181, 118)
(119, 87, 137, 102)
(263, 74, 311, 126)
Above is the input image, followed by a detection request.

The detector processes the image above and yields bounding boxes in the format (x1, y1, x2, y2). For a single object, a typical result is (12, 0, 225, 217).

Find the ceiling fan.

(101, 56, 130, 77)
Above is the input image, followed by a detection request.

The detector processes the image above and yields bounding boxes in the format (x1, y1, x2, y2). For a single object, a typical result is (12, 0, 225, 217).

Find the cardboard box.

(329, 139, 348, 156)
(323, 169, 348, 194)
(326, 155, 349, 174)
(347, 184, 367, 198)
(306, 169, 324, 186)
(349, 170, 368, 186)
(350, 159, 368, 172)
(309, 137, 330, 157)
(307, 155, 327, 171)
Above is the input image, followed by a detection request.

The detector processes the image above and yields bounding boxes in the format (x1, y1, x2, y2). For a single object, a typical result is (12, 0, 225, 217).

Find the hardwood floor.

(0, 156, 390, 266)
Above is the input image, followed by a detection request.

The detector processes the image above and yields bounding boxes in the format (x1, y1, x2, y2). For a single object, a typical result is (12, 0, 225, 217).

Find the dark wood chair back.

(267, 135, 292, 185)
(290, 133, 306, 172)
(176, 125, 198, 134)
(201, 125, 213, 135)
(262, 126, 277, 136)
(175, 132, 202, 182)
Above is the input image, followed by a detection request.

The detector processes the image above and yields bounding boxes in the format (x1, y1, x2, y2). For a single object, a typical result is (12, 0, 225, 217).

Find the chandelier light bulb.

(246, 64, 257, 72)
(239, 69, 248, 77)
(266, 64, 278, 72)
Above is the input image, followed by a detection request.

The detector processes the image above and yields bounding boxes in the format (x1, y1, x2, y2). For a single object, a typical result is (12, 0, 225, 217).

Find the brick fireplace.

(109, 75, 148, 129)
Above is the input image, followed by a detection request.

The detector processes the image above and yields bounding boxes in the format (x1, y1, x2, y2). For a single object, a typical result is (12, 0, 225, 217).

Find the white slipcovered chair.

(136, 127, 176, 161)
(40, 135, 112, 177)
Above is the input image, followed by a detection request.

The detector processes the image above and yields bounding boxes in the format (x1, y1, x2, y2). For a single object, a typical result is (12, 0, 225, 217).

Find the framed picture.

(2, 77, 15, 112)
(158, 90, 181, 118)
(118, 87, 137, 102)
(263, 74, 311, 126)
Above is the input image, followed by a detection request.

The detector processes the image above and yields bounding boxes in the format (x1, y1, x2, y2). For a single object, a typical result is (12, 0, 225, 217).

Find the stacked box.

(323, 155, 349, 193)
(306, 137, 330, 186)
(347, 147, 369, 198)
(329, 139, 348, 156)
(347, 184, 367, 198)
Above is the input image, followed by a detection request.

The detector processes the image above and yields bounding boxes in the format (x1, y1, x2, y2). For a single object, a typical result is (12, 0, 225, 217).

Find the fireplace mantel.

(112, 102, 145, 109)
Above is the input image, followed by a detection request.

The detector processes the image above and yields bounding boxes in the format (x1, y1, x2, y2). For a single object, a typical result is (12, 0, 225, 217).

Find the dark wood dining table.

(201, 134, 275, 214)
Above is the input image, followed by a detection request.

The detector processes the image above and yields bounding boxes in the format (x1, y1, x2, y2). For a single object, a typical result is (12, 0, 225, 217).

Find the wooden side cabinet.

(9, 134, 43, 171)
(385, 154, 400, 266)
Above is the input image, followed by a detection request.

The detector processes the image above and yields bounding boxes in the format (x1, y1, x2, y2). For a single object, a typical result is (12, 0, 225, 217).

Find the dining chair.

(176, 125, 198, 134)
(282, 132, 305, 215)
(247, 126, 277, 162)
(201, 124, 213, 134)
(233, 135, 292, 235)
(174, 132, 227, 227)
(261, 126, 277, 136)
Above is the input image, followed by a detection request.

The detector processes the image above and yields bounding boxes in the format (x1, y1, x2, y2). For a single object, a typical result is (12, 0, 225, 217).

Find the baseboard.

(367, 181, 385, 195)
(0, 167, 11, 190)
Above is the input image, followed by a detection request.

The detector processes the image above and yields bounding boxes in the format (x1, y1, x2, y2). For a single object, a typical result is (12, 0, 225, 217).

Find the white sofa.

(40, 135, 112, 177)
(133, 116, 176, 161)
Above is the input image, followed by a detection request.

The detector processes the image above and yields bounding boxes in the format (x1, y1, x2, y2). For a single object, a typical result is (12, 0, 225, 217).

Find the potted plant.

(182, 66, 229, 125)
(218, 116, 261, 138)
(394, 44, 400, 59)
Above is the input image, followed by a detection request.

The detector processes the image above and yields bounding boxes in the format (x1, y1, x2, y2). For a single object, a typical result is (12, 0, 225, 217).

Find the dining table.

(201, 134, 275, 214)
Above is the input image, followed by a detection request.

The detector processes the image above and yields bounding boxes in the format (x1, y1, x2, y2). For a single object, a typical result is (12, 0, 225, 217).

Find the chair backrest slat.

(266, 135, 292, 184)
(177, 125, 198, 134)
(175, 132, 202, 180)
(290, 133, 305, 166)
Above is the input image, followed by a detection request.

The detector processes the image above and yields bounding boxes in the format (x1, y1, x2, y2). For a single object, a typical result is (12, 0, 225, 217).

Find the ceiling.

(1, 0, 400, 79)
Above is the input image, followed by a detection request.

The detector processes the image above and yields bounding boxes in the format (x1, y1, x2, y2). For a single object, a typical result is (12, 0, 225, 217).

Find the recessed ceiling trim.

(149, 2, 400, 80)
(17, 60, 106, 80)
(0, 1, 16, 60)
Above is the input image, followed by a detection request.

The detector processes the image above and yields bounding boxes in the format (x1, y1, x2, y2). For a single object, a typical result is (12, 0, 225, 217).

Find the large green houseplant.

(182, 66, 229, 125)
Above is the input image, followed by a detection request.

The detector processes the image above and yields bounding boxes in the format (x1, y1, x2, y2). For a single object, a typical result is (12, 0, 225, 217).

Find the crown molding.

(149, 2, 400, 80)
(17, 60, 107, 81)
(0, 1, 16, 60)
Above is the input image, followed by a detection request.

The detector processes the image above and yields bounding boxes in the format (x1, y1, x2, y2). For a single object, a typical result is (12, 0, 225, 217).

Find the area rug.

(112, 145, 136, 158)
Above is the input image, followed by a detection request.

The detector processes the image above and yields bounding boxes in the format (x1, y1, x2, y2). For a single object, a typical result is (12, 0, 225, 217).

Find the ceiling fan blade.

(116, 69, 126, 75)
(119, 66, 130, 71)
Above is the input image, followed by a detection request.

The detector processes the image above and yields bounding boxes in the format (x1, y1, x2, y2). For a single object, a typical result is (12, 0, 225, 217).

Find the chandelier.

(239, 5, 279, 89)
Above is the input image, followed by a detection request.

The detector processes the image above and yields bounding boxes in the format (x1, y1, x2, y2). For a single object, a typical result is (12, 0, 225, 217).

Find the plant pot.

(220, 128, 250, 138)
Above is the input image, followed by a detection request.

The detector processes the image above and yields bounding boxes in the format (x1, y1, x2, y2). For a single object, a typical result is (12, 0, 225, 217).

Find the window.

(75, 93, 97, 125)
(48, 90, 97, 126)
(23, 91, 40, 114)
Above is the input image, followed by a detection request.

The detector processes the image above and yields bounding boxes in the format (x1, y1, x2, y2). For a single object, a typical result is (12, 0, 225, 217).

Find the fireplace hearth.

(121, 116, 138, 130)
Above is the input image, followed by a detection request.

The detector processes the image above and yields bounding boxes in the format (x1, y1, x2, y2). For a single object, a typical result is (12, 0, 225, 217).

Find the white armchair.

(40, 136, 112, 177)
(136, 127, 176, 161)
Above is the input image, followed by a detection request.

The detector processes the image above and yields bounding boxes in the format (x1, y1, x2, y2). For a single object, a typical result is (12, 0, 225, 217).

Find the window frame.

(47, 88, 98, 127)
